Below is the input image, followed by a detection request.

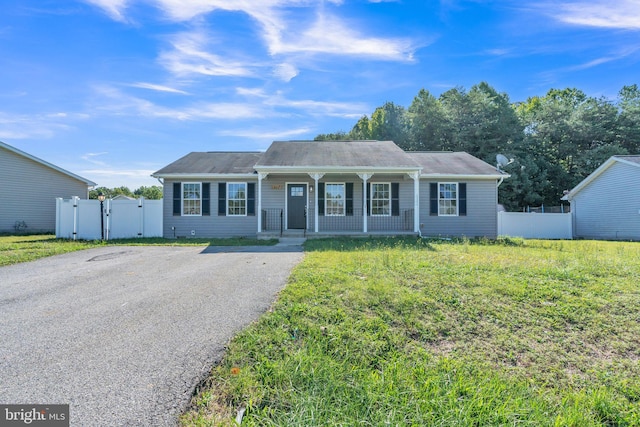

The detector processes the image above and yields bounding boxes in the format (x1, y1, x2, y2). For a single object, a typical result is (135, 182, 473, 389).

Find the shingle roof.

(409, 152, 502, 176)
(153, 152, 261, 175)
(613, 155, 640, 165)
(152, 142, 506, 178)
(255, 140, 420, 168)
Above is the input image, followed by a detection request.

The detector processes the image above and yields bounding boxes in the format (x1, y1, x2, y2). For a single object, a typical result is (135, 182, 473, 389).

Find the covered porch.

(255, 170, 421, 237)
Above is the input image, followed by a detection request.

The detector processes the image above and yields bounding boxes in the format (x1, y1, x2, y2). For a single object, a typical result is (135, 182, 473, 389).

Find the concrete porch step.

(277, 237, 307, 246)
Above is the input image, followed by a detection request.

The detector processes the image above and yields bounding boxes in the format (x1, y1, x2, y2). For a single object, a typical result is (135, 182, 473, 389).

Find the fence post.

(73, 196, 79, 240)
(105, 199, 111, 241)
(138, 197, 144, 237)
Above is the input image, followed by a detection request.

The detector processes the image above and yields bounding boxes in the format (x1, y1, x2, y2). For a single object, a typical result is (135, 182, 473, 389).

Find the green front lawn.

(182, 237, 640, 426)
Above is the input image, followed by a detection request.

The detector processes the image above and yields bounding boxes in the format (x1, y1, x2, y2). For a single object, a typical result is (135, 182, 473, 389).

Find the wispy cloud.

(80, 167, 159, 187)
(84, 0, 129, 22)
(549, 0, 640, 30)
(0, 112, 75, 140)
(267, 12, 415, 60)
(93, 85, 269, 120)
(86, 0, 418, 62)
(218, 127, 313, 139)
(159, 29, 255, 78)
(129, 82, 189, 94)
(265, 95, 369, 118)
(94, 83, 368, 123)
(273, 63, 299, 82)
(81, 151, 109, 166)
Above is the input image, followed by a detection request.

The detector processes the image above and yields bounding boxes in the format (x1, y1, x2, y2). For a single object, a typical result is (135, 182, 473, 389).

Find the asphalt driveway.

(0, 245, 304, 426)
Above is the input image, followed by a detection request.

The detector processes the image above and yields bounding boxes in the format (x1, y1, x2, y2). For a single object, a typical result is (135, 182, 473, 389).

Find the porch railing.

(306, 208, 414, 232)
(262, 208, 283, 236)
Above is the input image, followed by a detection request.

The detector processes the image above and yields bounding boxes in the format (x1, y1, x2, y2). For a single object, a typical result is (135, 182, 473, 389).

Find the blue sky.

(1, 0, 639, 189)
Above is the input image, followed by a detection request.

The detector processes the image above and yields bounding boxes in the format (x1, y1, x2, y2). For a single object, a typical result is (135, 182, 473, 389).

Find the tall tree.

(366, 102, 409, 146)
(406, 89, 450, 151)
(617, 84, 640, 153)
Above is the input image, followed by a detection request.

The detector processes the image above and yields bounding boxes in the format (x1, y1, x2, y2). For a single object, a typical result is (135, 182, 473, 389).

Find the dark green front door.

(287, 184, 306, 229)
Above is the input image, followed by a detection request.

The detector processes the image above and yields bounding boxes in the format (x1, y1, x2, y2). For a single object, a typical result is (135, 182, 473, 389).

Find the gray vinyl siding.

(571, 162, 640, 240)
(162, 179, 258, 238)
(0, 147, 90, 233)
(419, 179, 498, 238)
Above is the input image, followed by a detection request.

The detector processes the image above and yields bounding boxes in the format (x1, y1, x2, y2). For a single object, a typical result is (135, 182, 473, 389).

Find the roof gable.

(562, 155, 640, 200)
(255, 140, 420, 169)
(0, 141, 96, 186)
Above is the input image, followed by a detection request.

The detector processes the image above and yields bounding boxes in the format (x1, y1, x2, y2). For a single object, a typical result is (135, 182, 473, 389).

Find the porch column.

(257, 172, 268, 234)
(309, 173, 324, 233)
(357, 173, 373, 233)
(410, 171, 420, 233)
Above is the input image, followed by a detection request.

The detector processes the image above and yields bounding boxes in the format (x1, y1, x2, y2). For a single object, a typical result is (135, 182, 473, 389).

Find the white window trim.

(227, 182, 247, 217)
(325, 182, 346, 217)
(438, 182, 459, 216)
(370, 182, 391, 216)
(182, 182, 202, 216)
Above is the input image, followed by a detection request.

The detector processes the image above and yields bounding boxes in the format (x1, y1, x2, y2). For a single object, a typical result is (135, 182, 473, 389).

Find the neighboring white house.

(562, 155, 640, 241)
(0, 141, 96, 233)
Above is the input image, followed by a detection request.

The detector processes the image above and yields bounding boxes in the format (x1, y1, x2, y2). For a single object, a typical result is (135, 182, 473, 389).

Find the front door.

(287, 184, 306, 229)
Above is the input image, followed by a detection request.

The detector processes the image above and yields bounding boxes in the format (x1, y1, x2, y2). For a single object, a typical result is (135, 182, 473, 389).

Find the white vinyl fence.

(498, 211, 572, 239)
(56, 197, 163, 240)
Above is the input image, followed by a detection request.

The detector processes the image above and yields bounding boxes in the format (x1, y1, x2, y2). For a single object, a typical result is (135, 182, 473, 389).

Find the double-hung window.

(227, 183, 247, 216)
(325, 183, 345, 216)
(371, 183, 391, 216)
(438, 182, 458, 216)
(182, 183, 201, 215)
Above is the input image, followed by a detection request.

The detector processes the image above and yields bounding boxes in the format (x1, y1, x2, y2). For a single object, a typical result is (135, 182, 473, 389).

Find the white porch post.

(309, 173, 324, 233)
(410, 172, 420, 233)
(357, 173, 373, 233)
(257, 173, 268, 234)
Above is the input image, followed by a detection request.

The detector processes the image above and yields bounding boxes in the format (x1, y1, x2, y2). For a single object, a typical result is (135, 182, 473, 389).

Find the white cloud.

(0, 112, 74, 140)
(273, 63, 299, 81)
(159, 29, 255, 77)
(88, 0, 417, 62)
(84, 0, 129, 21)
(81, 152, 109, 166)
(129, 82, 189, 94)
(93, 85, 269, 120)
(265, 95, 368, 118)
(236, 87, 269, 97)
(218, 126, 313, 139)
(80, 167, 159, 188)
(551, 0, 640, 29)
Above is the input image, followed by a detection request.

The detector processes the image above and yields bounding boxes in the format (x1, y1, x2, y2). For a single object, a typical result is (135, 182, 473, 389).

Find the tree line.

(89, 185, 163, 200)
(316, 83, 640, 211)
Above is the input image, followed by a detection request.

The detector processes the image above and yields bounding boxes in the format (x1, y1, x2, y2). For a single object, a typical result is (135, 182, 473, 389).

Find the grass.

(182, 237, 640, 426)
(0, 234, 277, 267)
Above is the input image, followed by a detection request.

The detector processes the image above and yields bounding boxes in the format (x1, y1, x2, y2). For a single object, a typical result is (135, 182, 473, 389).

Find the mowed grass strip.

(0, 235, 276, 267)
(182, 237, 640, 426)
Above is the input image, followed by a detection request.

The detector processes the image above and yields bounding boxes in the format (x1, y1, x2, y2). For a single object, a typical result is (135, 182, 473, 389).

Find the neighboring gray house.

(152, 140, 506, 239)
(562, 155, 640, 241)
(0, 141, 96, 233)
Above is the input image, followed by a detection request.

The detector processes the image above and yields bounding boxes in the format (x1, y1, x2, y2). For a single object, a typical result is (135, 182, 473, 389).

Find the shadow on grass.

(304, 236, 527, 252)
